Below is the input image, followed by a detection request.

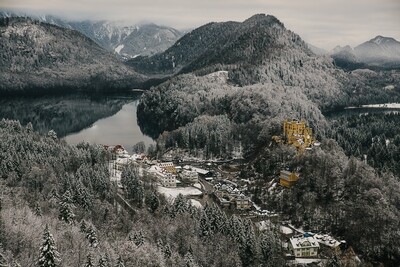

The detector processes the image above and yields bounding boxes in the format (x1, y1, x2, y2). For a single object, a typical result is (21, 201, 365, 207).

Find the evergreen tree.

(163, 243, 172, 259)
(58, 190, 75, 224)
(97, 255, 109, 267)
(38, 225, 60, 267)
(74, 182, 92, 210)
(145, 191, 159, 213)
(240, 219, 257, 266)
(34, 203, 42, 217)
(132, 141, 145, 154)
(86, 226, 98, 248)
(0, 250, 8, 267)
(172, 194, 189, 215)
(115, 256, 125, 267)
(80, 220, 87, 233)
(204, 204, 227, 234)
(83, 254, 94, 267)
(134, 231, 144, 247)
(129, 230, 144, 247)
(259, 230, 281, 267)
(198, 211, 211, 238)
(120, 165, 144, 207)
(184, 252, 198, 267)
(326, 254, 341, 267)
(47, 130, 57, 140)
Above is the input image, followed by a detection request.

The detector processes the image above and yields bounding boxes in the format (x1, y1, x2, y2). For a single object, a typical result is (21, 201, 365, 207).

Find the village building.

(180, 169, 199, 184)
(184, 165, 212, 179)
(214, 184, 252, 210)
(235, 194, 253, 210)
(157, 162, 177, 174)
(104, 144, 130, 159)
(289, 236, 320, 258)
(148, 165, 177, 188)
(279, 170, 300, 188)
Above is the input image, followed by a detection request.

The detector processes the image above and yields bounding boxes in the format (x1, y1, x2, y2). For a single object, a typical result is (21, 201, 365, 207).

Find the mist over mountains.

(330, 36, 400, 70)
(0, 10, 183, 59)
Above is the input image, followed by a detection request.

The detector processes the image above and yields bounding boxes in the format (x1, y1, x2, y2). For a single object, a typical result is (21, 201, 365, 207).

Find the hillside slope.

(133, 14, 345, 106)
(0, 17, 145, 95)
(68, 21, 183, 59)
(0, 10, 183, 59)
(137, 14, 347, 156)
(331, 36, 400, 70)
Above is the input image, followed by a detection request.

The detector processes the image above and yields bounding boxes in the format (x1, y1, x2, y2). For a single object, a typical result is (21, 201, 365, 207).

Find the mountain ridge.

(0, 10, 183, 59)
(331, 35, 400, 70)
(0, 17, 145, 95)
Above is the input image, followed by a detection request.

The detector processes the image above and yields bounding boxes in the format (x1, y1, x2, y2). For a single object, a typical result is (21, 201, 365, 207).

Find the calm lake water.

(65, 100, 154, 152)
(0, 94, 153, 153)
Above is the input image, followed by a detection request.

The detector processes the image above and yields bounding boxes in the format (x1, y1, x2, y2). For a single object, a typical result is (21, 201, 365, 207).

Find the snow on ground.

(190, 199, 203, 208)
(256, 220, 272, 231)
(114, 44, 124, 54)
(157, 186, 202, 200)
(292, 258, 323, 264)
(289, 224, 305, 234)
(193, 183, 202, 189)
(361, 103, 400, 108)
(280, 225, 294, 235)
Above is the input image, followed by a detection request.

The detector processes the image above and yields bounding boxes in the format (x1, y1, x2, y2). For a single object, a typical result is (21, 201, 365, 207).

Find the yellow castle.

(283, 119, 315, 151)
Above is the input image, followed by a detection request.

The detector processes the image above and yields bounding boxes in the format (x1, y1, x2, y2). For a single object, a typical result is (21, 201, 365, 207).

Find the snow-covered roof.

(290, 236, 319, 250)
(314, 234, 341, 247)
(188, 166, 210, 175)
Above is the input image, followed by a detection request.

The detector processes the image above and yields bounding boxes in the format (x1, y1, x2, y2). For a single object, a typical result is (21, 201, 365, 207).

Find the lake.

(324, 104, 400, 118)
(0, 94, 154, 153)
(65, 100, 154, 152)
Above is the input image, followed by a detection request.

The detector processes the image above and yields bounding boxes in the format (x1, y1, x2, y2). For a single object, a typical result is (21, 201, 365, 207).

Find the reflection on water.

(325, 107, 400, 118)
(65, 101, 154, 152)
(0, 94, 154, 152)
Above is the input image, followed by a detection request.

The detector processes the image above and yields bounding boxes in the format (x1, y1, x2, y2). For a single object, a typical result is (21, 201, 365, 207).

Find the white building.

(161, 173, 176, 188)
(148, 165, 176, 188)
(290, 236, 319, 258)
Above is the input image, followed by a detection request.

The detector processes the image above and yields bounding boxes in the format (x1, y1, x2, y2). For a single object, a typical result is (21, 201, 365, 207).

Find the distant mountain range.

(0, 10, 183, 59)
(0, 17, 145, 95)
(330, 36, 400, 70)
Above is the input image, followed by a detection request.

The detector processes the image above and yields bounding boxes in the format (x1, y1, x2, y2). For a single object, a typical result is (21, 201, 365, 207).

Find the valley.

(1, 8, 400, 267)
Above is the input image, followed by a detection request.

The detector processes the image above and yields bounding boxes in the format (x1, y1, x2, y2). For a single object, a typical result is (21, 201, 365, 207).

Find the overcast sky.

(1, 0, 399, 50)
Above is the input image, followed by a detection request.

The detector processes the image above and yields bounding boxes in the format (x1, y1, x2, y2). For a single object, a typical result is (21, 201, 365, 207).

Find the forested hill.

(137, 14, 347, 155)
(0, 17, 145, 95)
(0, 119, 282, 266)
(128, 14, 345, 98)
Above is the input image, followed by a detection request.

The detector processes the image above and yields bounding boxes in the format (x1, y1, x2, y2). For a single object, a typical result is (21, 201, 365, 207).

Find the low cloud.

(1, 0, 399, 50)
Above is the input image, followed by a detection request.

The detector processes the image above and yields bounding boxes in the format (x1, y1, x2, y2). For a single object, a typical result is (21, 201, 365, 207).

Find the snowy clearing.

(190, 199, 203, 208)
(157, 186, 202, 200)
(292, 258, 322, 264)
(193, 183, 202, 189)
(114, 44, 124, 54)
(280, 225, 294, 235)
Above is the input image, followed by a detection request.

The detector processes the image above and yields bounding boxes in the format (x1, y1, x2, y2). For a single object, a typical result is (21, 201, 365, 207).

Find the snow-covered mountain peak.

(372, 35, 385, 45)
